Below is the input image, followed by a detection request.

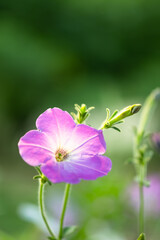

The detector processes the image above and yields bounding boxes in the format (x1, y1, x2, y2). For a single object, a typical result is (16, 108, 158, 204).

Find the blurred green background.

(0, 0, 160, 239)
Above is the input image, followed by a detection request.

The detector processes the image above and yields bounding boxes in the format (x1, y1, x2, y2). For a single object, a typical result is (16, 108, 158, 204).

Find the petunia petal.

(18, 130, 55, 166)
(41, 161, 80, 184)
(67, 155, 112, 180)
(65, 124, 106, 155)
(41, 155, 111, 184)
(36, 108, 76, 148)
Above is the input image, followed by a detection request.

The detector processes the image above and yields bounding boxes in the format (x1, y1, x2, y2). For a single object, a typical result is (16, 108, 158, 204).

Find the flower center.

(55, 149, 68, 162)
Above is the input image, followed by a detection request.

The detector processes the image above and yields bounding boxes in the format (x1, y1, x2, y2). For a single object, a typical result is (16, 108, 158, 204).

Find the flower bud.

(111, 104, 141, 122)
(71, 104, 94, 124)
(101, 104, 141, 130)
(80, 104, 87, 113)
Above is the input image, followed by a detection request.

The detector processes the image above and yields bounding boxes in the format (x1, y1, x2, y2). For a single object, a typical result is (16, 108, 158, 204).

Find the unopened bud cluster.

(71, 104, 94, 124)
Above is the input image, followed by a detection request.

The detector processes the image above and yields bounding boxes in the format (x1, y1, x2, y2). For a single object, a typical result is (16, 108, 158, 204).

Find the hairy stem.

(39, 180, 56, 239)
(137, 88, 160, 144)
(133, 88, 160, 234)
(58, 184, 71, 240)
(139, 183, 144, 233)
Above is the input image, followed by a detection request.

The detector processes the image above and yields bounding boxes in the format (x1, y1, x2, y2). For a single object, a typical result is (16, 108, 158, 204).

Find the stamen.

(55, 149, 68, 162)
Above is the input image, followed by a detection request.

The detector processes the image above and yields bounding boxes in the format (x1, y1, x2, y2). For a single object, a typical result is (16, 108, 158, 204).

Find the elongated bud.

(100, 104, 141, 130)
(112, 104, 141, 121)
(71, 104, 94, 124)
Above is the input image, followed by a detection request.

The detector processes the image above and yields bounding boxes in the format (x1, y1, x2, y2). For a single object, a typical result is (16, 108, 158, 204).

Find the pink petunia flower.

(18, 108, 112, 184)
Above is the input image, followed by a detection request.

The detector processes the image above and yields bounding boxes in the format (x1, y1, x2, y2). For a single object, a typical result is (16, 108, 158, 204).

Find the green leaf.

(62, 225, 78, 237)
(137, 233, 146, 240)
(111, 126, 121, 132)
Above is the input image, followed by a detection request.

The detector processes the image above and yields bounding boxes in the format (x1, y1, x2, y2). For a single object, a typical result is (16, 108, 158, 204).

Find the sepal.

(111, 126, 121, 132)
(33, 175, 41, 180)
(34, 167, 52, 185)
(110, 109, 118, 119)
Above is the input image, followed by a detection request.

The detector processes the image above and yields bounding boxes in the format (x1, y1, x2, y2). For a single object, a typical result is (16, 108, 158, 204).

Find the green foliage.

(0, 231, 15, 240)
(62, 226, 78, 238)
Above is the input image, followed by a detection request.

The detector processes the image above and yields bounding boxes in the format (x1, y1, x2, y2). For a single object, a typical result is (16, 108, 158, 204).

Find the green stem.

(139, 164, 145, 234)
(58, 184, 71, 240)
(134, 88, 160, 234)
(137, 88, 160, 144)
(39, 180, 56, 239)
(139, 183, 144, 233)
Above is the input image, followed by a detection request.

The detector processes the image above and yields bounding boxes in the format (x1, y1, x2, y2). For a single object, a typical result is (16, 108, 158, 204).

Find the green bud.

(100, 104, 141, 130)
(112, 104, 141, 121)
(71, 104, 94, 124)
(80, 104, 87, 113)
